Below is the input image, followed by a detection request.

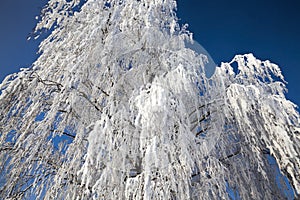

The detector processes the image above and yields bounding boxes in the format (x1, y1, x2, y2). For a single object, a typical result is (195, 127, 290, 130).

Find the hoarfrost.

(0, 0, 299, 199)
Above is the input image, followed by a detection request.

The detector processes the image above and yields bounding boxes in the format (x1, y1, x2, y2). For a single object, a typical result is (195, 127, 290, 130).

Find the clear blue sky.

(0, 0, 299, 106)
(177, 0, 300, 107)
(0, 0, 47, 78)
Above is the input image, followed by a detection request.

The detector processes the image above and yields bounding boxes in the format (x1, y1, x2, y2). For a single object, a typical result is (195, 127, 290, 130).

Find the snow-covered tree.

(0, 0, 299, 199)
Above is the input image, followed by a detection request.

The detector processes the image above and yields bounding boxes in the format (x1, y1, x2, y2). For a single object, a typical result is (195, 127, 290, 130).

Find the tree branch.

(219, 149, 241, 163)
(33, 72, 63, 91)
(50, 129, 76, 139)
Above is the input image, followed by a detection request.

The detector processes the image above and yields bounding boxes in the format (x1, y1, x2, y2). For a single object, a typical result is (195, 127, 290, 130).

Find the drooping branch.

(190, 111, 212, 132)
(32, 72, 63, 91)
(195, 127, 209, 137)
(75, 88, 102, 112)
(219, 149, 241, 163)
(50, 129, 76, 139)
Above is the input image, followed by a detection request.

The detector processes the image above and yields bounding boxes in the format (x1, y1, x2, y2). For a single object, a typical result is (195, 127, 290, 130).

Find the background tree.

(0, 0, 299, 199)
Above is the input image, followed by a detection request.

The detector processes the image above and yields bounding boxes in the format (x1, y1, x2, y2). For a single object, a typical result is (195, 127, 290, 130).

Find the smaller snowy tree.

(0, 0, 299, 199)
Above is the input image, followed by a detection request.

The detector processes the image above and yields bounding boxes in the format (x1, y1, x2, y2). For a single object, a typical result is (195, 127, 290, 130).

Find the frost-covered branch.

(0, 0, 299, 199)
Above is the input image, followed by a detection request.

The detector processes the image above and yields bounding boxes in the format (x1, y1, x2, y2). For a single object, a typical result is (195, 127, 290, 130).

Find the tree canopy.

(0, 0, 299, 199)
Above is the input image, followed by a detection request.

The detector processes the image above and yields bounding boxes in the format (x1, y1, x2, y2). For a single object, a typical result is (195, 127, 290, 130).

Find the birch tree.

(0, 0, 299, 199)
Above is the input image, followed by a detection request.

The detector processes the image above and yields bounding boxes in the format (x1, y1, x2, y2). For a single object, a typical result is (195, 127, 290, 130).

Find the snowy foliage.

(0, 0, 299, 199)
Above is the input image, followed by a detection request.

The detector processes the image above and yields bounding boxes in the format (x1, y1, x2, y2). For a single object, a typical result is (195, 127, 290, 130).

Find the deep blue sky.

(177, 0, 300, 106)
(0, 0, 299, 106)
(0, 1, 47, 79)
